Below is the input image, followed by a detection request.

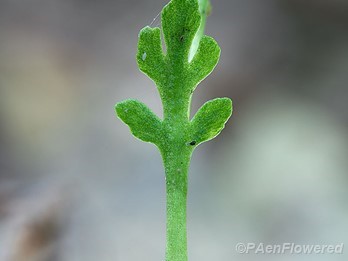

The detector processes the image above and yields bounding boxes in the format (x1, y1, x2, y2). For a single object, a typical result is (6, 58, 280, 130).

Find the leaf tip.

(115, 100, 130, 120)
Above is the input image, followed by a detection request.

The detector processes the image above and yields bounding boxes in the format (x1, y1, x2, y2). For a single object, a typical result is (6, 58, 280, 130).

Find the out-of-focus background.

(0, 0, 347, 260)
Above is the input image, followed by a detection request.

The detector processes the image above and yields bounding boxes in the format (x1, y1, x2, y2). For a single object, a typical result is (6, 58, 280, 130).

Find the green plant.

(115, 0, 232, 260)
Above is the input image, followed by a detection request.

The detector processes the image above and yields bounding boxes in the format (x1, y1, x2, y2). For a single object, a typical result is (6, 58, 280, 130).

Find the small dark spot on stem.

(189, 141, 196, 146)
(180, 35, 184, 42)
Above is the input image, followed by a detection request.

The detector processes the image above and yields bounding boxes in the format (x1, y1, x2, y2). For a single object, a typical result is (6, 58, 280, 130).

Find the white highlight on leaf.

(142, 52, 147, 61)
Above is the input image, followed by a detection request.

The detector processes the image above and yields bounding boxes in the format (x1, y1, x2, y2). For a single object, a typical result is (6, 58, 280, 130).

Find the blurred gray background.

(0, 0, 347, 260)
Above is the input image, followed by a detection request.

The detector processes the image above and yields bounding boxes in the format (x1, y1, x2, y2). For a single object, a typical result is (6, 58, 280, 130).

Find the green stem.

(116, 0, 231, 259)
(163, 147, 192, 261)
(164, 1, 211, 261)
(189, 0, 211, 61)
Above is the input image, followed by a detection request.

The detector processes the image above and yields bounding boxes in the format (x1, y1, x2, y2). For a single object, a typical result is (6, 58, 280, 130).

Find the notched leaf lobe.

(189, 35, 221, 87)
(137, 26, 166, 84)
(190, 98, 232, 145)
(115, 99, 163, 145)
(162, 0, 201, 60)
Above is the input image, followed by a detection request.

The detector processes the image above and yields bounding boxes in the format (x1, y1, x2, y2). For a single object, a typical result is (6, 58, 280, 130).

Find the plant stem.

(189, 0, 211, 61)
(116, 0, 231, 260)
(164, 2, 211, 261)
(163, 147, 192, 261)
